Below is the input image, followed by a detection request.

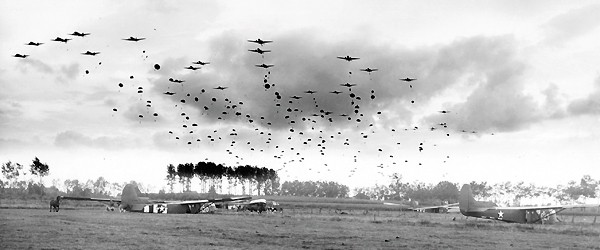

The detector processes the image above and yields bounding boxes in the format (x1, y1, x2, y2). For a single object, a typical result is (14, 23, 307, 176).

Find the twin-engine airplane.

(459, 184, 598, 224)
(61, 184, 252, 214)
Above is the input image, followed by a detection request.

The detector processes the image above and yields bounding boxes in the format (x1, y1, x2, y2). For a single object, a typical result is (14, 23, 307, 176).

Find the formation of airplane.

(248, 38, 272, 46)
(61, 184, 252, 214)
(459, 184, 598, 224)
(249, 48, 271, 54)
(337, 55, 360, 61)
(123, 36, 145, 42)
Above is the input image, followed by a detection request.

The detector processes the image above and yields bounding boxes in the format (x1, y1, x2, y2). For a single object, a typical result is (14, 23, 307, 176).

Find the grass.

(1, 208, 600, 249)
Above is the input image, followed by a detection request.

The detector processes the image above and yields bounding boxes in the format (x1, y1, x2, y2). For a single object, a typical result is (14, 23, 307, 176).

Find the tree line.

(165, 162, 279, 195)
(1, 157, 49, 197)
(354, 173, 599, 206)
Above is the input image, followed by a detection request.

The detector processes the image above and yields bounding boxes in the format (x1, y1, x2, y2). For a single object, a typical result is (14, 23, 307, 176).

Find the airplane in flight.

(360, 68, 378, 73)
(52, 37, 71, 43)
(192, 60, 210, 65)
(330, 90, 343, 94)
(163, 92, 176, 95)
(185, 65, 201, 70)
(169, 78, 184, 83)
(400, 77, 417, 82)
(248, 48, 271, 54)
(337, 55, 360, 61)
(340, 83, 357, 88)
(247, 39, 272, 46)
(61, 184, 252, 214)
(123, 37, 146, 42)
(69, 31, 90, 37)
(304, 90, 317, 94)
(459, 184, 598, 224)
(13, 54, 29, 58)
(82, 51, 100, 56)
(214, 86, 228, 90)
(255, 64, 274, 69)
(26, 42, 43, 46)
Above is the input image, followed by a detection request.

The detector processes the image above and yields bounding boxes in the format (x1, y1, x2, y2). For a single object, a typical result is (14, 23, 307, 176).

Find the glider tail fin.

(459, 184, 478, 214)
(120, 184, 141, 210)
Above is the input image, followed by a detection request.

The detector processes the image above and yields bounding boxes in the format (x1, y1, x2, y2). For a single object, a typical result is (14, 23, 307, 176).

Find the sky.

(1, 0, 600, 193)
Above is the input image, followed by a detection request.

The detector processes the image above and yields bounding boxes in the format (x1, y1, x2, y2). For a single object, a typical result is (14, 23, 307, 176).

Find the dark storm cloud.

(421, 36, 557, 133)
(150, 32, 568, 134)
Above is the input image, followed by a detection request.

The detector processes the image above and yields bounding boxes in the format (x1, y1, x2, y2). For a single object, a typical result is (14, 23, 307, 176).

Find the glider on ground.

(61, 184, 252, 214)
(459, 184, 599, 224)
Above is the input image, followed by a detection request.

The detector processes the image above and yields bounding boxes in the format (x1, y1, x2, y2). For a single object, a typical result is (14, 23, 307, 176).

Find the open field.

(1, 207, 600, 249)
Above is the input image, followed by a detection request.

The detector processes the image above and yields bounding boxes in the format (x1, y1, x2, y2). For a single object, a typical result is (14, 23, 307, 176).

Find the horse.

(49, 196, 61, 212)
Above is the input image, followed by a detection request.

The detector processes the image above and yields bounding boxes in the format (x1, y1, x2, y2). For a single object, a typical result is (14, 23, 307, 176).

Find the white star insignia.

(498, 211, 504, 220)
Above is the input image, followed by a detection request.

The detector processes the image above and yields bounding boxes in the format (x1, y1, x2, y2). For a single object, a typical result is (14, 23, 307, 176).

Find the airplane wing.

(61, 196, 121, 203)
(413, 203, 459, 213)
(494, 204, 599, 210)
(166, 196, 252, 206)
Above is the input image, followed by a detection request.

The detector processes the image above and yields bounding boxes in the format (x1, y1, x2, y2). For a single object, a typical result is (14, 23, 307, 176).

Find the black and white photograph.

(1, 0, 600, 249)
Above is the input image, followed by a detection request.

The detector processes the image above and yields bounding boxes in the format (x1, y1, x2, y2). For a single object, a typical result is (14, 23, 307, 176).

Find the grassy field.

(2, 206, 600, 249)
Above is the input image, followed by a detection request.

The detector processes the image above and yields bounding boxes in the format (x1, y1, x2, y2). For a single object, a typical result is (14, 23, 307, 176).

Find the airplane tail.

(120, 184, 142, 209)
(459, 184, 478, 214)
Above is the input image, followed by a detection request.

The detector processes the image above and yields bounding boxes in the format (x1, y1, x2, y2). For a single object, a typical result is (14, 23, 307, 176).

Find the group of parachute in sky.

(14, 31, 476, 178)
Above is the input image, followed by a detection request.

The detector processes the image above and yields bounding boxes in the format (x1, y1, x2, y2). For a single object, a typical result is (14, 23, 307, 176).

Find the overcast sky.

(2, 0, 599, 192)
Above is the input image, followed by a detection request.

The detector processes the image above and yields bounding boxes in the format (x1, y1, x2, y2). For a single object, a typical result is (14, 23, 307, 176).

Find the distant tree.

(2, 161, 24, 189)
(93, 177, 109, 196)
(29, 157, 49, 191)
(579, 175, 598, 199)
(469, 181, 492, 200)
(166, 164, 177, 193)
(431, 181, 459, 203)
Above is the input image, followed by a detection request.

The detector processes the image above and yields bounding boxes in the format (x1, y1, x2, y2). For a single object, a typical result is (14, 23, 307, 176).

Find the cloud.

(54, 130, 135, 150)
(567, 77, 600, 115)
(541, 4, 600, 46)
(421, 36, 562, 133)
(17, 58, 54, 74)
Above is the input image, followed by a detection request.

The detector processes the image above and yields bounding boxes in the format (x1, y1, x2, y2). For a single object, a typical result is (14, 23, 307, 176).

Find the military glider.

(61, 184, 252, 214)
(337, 55, 360, 61)
(459, 184, 599, 224)
(247, 39, 272, 46)
(123, 37, 146, 42)
(249, 48, 271, 54)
